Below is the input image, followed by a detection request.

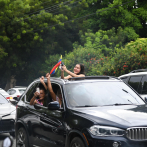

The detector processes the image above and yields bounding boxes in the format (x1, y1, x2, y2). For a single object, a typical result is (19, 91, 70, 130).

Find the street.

(0, 133, 16, 147)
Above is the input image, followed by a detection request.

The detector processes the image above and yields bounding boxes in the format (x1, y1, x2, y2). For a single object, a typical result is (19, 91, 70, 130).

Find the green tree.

(0, 0, 88, 88)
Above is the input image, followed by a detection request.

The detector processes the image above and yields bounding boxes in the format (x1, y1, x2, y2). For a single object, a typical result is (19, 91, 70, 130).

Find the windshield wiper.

(75, 105, 99, 107)
(122, 89, 140, 103)
(103, 103, 137, 106)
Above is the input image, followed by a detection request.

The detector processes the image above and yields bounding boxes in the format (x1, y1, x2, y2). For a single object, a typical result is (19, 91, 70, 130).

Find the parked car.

(7, 86, 27, 99)
(0, 94, 16, 137)
(0, 88, 13, 100)
(118, 69, 147, 100)
(16, 76, 147, 147)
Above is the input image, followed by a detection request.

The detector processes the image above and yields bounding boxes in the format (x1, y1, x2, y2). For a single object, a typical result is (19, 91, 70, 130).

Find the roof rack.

(129, 69, 147, 73)
(68, 76, 118, 81)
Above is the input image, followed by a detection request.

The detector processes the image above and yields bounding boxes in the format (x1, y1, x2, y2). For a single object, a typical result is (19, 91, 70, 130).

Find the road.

(0, 133, 16, 147)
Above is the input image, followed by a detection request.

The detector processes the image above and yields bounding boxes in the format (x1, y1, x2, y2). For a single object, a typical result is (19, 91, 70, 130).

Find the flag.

(50, 55, 62, 75)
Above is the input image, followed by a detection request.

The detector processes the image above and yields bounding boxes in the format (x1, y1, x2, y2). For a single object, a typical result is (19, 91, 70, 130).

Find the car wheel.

(70, 137, 85, 147)
(10, 132, 15, 137)
(16, 127, 28, 147)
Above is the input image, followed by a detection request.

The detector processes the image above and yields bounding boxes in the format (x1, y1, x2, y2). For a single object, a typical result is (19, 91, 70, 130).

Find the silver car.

(0, 94, 16, 136)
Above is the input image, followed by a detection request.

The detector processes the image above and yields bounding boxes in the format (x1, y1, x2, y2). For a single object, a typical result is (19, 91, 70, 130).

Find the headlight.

(89, 125, 125, 136)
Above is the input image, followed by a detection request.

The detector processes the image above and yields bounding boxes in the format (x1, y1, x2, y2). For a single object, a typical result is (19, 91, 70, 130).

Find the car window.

(128, 76, 142, 93)
(51, 83, 63, 108)
(7, 89, 16, 95)
(19, 89, 26, 94)
(139, 76, 147, 94)
(65, 81, 145, 107)
(26, 83, 39, 102)
(0, 94, 8, 103)
(120, 77, 128, 83)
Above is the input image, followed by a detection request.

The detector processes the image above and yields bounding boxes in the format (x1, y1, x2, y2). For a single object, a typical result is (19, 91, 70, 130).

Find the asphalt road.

(0, 133, 16, 147)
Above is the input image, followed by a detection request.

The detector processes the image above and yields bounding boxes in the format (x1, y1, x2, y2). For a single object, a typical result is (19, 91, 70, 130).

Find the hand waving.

(46, 73, 50, 79)
(40, 76, 44, 84)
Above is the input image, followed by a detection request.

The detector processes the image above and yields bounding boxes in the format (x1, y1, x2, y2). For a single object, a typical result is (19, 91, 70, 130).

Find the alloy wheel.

(17, 129, 26, 147)
(72, 143, 81, 147)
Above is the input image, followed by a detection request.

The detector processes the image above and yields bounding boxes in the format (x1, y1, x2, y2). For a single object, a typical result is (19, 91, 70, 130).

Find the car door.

(23, 81, 44, 146)
(36, 83, 66, 147)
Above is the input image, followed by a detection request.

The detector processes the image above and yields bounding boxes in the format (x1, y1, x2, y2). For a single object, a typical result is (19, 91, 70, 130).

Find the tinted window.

(0, 95, 8, 103)
(140, 76, 147, 94)
(65, 81, 144, 107)
(120, 77, 128, 83)
(128, 76, 142, 92)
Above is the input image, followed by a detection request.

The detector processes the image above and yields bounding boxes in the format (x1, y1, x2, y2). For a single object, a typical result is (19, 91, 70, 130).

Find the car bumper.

(83, 131, 147, 147)
(0, 119, 15, 134)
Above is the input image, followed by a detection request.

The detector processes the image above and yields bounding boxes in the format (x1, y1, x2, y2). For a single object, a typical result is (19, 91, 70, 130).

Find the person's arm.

(40, 76, 47, 90)
(61, 70, 64, 79)
(30, 92, 39, 105)
(62, 65, 85, 78)
(46, 73, 56, 101)
(61, 68, 72, 79)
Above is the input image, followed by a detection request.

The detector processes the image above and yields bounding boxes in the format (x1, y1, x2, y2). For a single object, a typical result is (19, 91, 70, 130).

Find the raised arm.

(46, 73, 56, 101)
(40, 76, 47, 90)
(30, 92, 39, 105)
(61, 69, 72, 79)
(62, 65, 85, 78)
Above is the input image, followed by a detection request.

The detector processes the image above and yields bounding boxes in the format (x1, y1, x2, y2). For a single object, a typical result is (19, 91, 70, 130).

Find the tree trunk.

(5, 75, 16, 91)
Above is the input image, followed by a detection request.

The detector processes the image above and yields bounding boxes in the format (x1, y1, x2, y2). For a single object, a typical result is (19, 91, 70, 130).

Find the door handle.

(41, 113, 47, 117)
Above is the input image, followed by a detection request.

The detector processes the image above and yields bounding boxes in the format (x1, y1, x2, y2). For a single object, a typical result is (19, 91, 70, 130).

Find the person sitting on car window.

(46, 73, 62, 107)
(61, 63, 85, 79)
(30, 87, 46, 106)
(30, 77, 47, 106)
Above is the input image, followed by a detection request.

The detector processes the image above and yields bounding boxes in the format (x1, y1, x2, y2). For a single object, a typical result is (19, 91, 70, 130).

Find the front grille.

(0, 119, 15, 132)
(126, 127, 147, 140)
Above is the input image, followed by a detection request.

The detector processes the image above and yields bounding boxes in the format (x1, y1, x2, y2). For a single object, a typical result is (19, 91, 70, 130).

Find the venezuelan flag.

(50, 55, 62, 75)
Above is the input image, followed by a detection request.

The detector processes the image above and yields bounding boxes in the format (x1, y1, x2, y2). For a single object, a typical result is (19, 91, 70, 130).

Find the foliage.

(0, 0, 88, 87)
(1, 0, 147, 88)
(99, 38, 147, 77)
(76, 27, 138, 56)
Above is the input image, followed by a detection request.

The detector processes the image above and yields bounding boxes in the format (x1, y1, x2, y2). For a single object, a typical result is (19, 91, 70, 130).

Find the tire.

(10, 132, 15, 137)
(70, 137, 85, 147)
(16, 127, 28, 147)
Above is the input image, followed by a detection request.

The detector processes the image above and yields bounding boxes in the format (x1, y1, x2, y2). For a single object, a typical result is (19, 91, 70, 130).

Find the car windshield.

(0, 90, 9, 96)
(0, 94, 8, 104)
(65, 81, 145, 107)
(19, 89, 26, 94)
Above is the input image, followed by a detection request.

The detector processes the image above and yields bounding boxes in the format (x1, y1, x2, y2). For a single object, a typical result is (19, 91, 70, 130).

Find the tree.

(0, 0, 88, 88)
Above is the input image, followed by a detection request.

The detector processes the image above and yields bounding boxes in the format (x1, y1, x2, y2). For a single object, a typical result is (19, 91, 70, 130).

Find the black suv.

(16, 76, 147, 147)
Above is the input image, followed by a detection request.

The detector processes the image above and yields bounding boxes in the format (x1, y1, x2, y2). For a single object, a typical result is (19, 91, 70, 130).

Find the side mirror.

(145, 97, 147, 103)
(48, 101, 60, 110)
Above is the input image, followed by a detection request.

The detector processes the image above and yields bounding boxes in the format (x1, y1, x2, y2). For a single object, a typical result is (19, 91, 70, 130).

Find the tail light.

(6, 97, 13, 99)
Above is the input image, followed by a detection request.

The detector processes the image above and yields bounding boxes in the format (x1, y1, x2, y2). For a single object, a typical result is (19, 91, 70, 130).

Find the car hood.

(71, 105, 147, 128)
(0, 103, 16, 116)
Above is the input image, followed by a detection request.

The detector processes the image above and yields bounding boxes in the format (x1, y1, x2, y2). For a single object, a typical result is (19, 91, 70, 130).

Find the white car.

(118, 69, 147, 100)
(0, 88, 13, 100)
(7, 87, 27, 99)
(0, 94, 16, 136)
